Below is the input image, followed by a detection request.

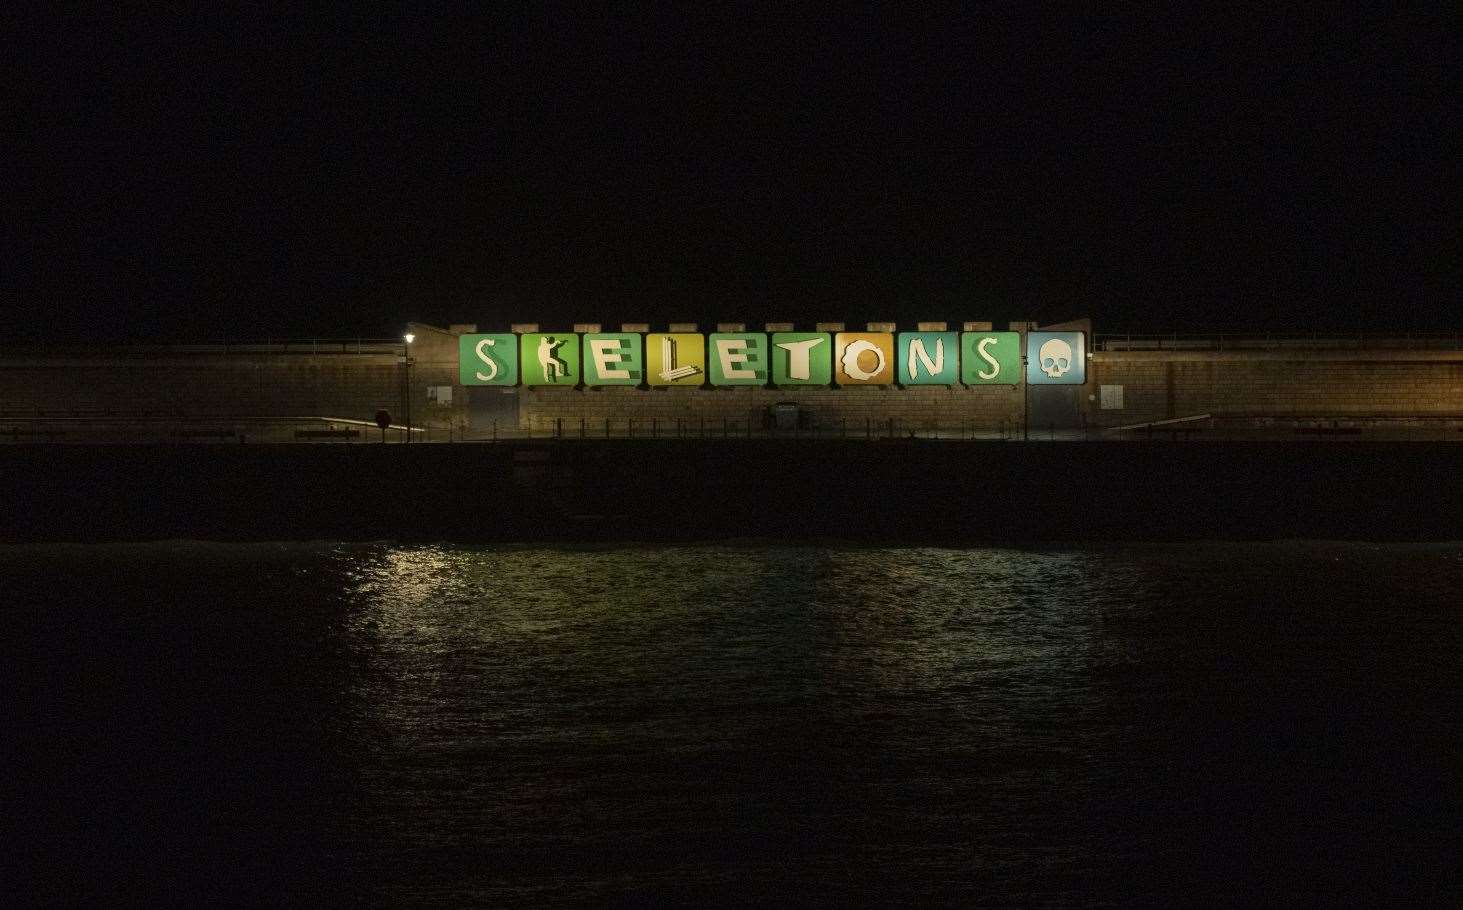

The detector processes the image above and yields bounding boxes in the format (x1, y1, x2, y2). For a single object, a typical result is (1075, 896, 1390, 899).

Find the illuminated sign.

(961, 332, 1021, 385)
(519, 332, 580, 386)
(582, 333, 644, 386)
(708, 333, 770, 385)
(834, 332, 895, 386)
(458, 327, 1083, 388)
(1026, 331, 1086, 385)
(646, 332, 706, 386)
(771, 332, 832, 385)
(897, 331, 959, 385)
(459, 333, 518, 386)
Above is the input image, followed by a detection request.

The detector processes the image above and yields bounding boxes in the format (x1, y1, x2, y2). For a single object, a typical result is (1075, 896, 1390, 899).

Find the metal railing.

(13, 334, 1462, 356)
(1096, 332, 1463, 351)
(497, 416, 1032, 441)
(1100, 412, 1463, 441)
(3, 413, 1460, 444)
(0, 414, 426, 444)
(0, 338, 407, 357)
(465, 415, 1463, 443)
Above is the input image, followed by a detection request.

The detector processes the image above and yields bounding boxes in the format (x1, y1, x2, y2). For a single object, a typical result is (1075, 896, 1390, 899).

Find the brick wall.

(1089, 352, 1463, 426)
(517, 385, 1023, 434)
(1, 356, 398, 417)
(0, 353, 475, 440)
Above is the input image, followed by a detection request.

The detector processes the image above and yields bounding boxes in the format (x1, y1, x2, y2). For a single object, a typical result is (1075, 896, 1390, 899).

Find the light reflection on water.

(7, 541, 1463, 902)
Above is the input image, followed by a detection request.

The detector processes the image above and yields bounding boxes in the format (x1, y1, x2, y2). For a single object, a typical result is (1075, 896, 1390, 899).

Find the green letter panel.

(582, 333, 644, 386)
(459, 333, 518, 386)
(898, 331, 959, 385)
(770, 332, 832, 385)
(708, 333, 769, 386)
(961, 332, 1021, 385)
(519, 332, 581, 386)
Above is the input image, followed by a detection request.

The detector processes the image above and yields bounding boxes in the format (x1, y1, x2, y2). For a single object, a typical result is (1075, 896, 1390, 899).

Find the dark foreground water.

(7, 542, 1462, 904)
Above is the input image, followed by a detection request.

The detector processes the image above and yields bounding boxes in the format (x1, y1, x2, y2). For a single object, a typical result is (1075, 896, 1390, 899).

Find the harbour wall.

(3, 324, 1461, 439)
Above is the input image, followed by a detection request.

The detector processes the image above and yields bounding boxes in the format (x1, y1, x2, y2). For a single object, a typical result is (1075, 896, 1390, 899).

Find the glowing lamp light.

(403, 333, 416, 344)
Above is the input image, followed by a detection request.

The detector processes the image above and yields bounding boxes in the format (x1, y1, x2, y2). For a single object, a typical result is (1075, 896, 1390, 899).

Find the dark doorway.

(467, 388, 519, 438)
(1028, 386, 1083, 431)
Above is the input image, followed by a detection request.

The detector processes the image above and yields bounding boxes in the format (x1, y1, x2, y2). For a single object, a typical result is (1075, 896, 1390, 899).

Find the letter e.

(715, 339, 757, 380)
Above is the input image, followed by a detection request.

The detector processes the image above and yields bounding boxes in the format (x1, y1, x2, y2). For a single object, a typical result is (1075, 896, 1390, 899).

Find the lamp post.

(1021, 333, 1029, 441)
(402, 332, 415, 443)
(1022, 364, 1030, 440)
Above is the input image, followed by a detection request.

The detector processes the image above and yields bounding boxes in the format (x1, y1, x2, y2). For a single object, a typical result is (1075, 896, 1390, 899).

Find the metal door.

(467, 387, 519, 438)
(1027, 385, 1082, 431)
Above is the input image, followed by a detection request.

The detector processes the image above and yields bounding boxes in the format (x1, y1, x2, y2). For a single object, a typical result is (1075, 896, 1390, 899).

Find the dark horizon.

(7, 7, 1458, 342)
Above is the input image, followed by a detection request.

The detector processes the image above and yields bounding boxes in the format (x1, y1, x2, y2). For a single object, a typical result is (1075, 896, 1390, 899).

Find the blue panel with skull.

(1025, 331, 1086, 384)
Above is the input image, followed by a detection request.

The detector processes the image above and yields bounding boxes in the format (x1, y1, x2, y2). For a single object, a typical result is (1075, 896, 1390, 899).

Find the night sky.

(7, 6, 1458, 342)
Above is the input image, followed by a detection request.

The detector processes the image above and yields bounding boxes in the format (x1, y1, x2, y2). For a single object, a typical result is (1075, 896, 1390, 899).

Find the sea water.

(7, 541, 1462, 903)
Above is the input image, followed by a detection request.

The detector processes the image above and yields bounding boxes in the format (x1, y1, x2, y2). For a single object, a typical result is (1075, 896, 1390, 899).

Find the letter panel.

(898, 331, 958, 385)
(770, 333, 832, 385)
(834, 332, 895, 385)
(708, 333, 769, 385)
(645, 333, 706, 386)
(1026, 331, 1086, 385)
(459, 333, 519, 385)
(519, 333, 582, 386)
(960, 332, 1021, 385)
(582, 333, 644, 386)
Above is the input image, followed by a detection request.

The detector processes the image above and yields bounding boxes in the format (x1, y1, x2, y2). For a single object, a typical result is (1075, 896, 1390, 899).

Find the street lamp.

(402, 333, 415, 443)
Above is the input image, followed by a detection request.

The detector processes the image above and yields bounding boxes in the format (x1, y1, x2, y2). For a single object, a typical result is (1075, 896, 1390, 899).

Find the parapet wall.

(0, 352, 399, 417)
(0, 342, 468, 436)
(1090, 351, 1463, 426)
(514, 338, 1463, 433)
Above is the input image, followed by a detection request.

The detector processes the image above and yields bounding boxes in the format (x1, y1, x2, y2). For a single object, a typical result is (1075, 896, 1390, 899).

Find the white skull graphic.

(1038, 338, 1073, 379)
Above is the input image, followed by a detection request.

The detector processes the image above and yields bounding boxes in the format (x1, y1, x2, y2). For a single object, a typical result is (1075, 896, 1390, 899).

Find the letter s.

(976, 336, 1000, 381)
(475, 338, 499, 382)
